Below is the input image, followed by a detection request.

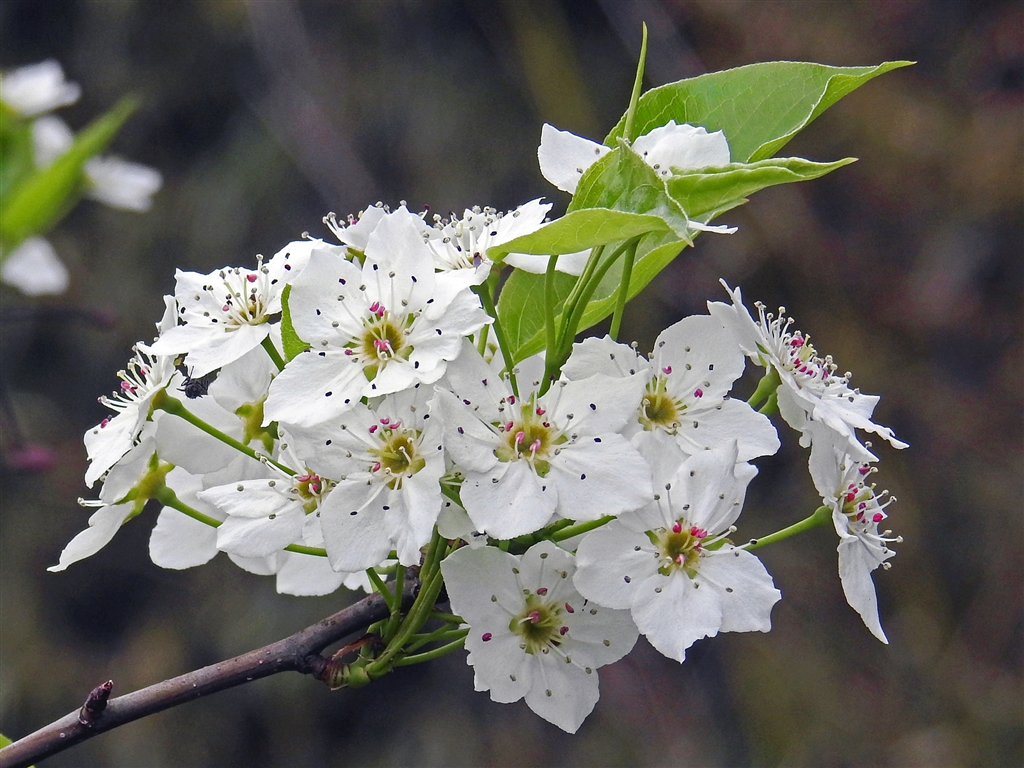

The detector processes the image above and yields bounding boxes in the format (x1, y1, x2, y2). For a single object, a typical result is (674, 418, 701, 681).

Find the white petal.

(632, 121, 730, 173)
(632, 571, 722, 662)
(461, 460, 556, 539)
(573, 522, 654, 609)
(47, 503, 134, 572)
(523, 652, 600, 734)
(838, 535, 891, 643)
(537, 123, 610, 194)
(275, 552, 348, 596)
(149, 507, 219, 569)
(1, 237, 69, 296)
(84, 156, 162, 211)
(699, 549, 781, 633)
(548, 435, 653, 520)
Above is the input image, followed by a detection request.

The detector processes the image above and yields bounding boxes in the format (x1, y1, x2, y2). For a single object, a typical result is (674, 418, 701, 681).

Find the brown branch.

(0, 586, 413, 768)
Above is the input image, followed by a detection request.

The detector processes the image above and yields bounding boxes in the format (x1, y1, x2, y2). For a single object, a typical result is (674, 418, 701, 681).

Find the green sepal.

(280, 284, 310, 362)
(0, 97, 137, 253)
(605, 60, 912, 163)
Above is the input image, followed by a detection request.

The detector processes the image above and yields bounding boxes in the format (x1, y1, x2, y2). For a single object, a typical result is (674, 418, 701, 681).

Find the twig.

(0, 585, 417, 768)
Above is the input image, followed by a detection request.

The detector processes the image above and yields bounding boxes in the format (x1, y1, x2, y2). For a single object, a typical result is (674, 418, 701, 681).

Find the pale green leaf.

(606, 61, 912, 162)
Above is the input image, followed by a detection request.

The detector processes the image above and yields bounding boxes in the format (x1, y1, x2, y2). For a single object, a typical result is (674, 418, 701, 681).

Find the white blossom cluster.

(55, 122, 905, 733)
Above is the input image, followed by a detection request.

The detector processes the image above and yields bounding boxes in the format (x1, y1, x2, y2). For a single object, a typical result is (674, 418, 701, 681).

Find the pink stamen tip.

(372, 462, 382, 473)
(672, 522, 683, 533)
(505, 421, 514, 432)
(380, 418, 391, 426)
(535, 408, 545, 416)
(693, 388, 704, 398)
(846, 492, 857, 503)
(246, 274, 257, 282)
(374, 339, 391, 352)
(508, 395, 516, 404)
(515, 431, 525, 444)
(529, 439, 541, 453)
(528, 611, 540, 624)
(564, 603, 574, 613)
(344, 349, 354, 356)
(872, 513, 884, 523)
(481, 632, 492, 642)
(691, 527, 707, 538)
(662, 366, 672, 375)
(296, 474, 313, 482)
(120, 382, 134, 392)
(100, 418, 111, 428)
(559, 626, 569, 636)
(369, 424, 378, 433)
(536, 587, 548, 596)
(390, 421, 401, 430)
(792, 337, 804, 347)
(222, 305, 230, 312)
(369, 301, 380, 312)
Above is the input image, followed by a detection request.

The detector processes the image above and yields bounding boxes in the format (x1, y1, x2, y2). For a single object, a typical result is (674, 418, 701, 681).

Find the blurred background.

(0, 0, 1020, 765)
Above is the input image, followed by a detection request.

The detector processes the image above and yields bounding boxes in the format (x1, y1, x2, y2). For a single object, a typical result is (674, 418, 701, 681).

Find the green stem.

(261, 336, 286, 371)
(383, 565, 406, 639)
(153, 485, 328, 557)
(542, 254, 560, 392)
(743, 506, 832, 552)
(474, 284, 518, 398)
(393, 634, 467, 666)
(153, 390, 294, 476)
(623, 23, 649, 142)
(365, 568, 394, 609)
(404, 627, 467, 653)
(758, 391, 778, 415)
(608, 238, 639, 341)
(550, 515, 615, 543)
(428, 611, 464, 625)
(747, 368, 780, 408)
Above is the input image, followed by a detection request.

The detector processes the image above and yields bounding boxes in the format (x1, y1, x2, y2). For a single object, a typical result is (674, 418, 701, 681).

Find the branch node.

(78, 680, 114, 728)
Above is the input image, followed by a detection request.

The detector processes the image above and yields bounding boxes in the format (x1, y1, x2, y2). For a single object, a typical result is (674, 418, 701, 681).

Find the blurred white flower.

(0, 59, 80, 116)
(0, 236, 69, 295)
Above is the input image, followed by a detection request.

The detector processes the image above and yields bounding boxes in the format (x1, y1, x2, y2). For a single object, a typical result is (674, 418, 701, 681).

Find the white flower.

(562, 315, 779, 463)
(0, 60, 80, 116)
(573, 443, 780, 663)
(31, 115, 162, 211)
(423, 199, 552, 283)
(263, 210, 489, 428)
(807, 421, 899, 643)
(50, 432, 160, 572)
(197, 435, 332, 561)
(296, 386, 447, 571)
(83, 297, 179, 487)
(538, 121, 730, 193)
(708, 281, 908, 462)
(436, 341, 653, 539)
(149, 468, 226, 569)
(150, 240, 331, 377)
(0, 236, 69, 296)
(441, 540, 638, 733)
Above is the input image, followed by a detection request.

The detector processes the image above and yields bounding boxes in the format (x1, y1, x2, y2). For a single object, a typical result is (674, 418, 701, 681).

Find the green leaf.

(666, 156, 856, 218)
(0, 119, 35, 203)
(280, 284, 310, 361)
(605, 61, 912, 163)
(0, 97, 136, 251)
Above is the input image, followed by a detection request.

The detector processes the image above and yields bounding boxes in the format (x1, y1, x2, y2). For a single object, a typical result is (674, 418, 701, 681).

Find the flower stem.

(394, 633, 467, 666)
(542, 253, 560, 393)
(550, 515, 615, 543)
(154, 485, 329, 557)
(366, 568, 394, 608)
(153, 390, 294, 476)
(747, 368, 780, 408)
(261, 336, 286, 371)
(758, 391, 778, 415)
(474, 284, 517, 398)
(742, 506, 832, 551)
(608, 238, 639, 341)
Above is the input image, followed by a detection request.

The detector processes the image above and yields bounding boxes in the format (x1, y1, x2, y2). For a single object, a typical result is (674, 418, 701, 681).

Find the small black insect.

(175, 359, 218, 399)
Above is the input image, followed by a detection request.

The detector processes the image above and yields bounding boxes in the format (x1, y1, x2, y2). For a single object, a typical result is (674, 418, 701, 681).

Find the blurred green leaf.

(280, 285, 310, 361)
(0, 117, 35, 203)
(0, 97, 136, 252)
(667, 156, 857, 218)
(605, 61, 912, 162)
